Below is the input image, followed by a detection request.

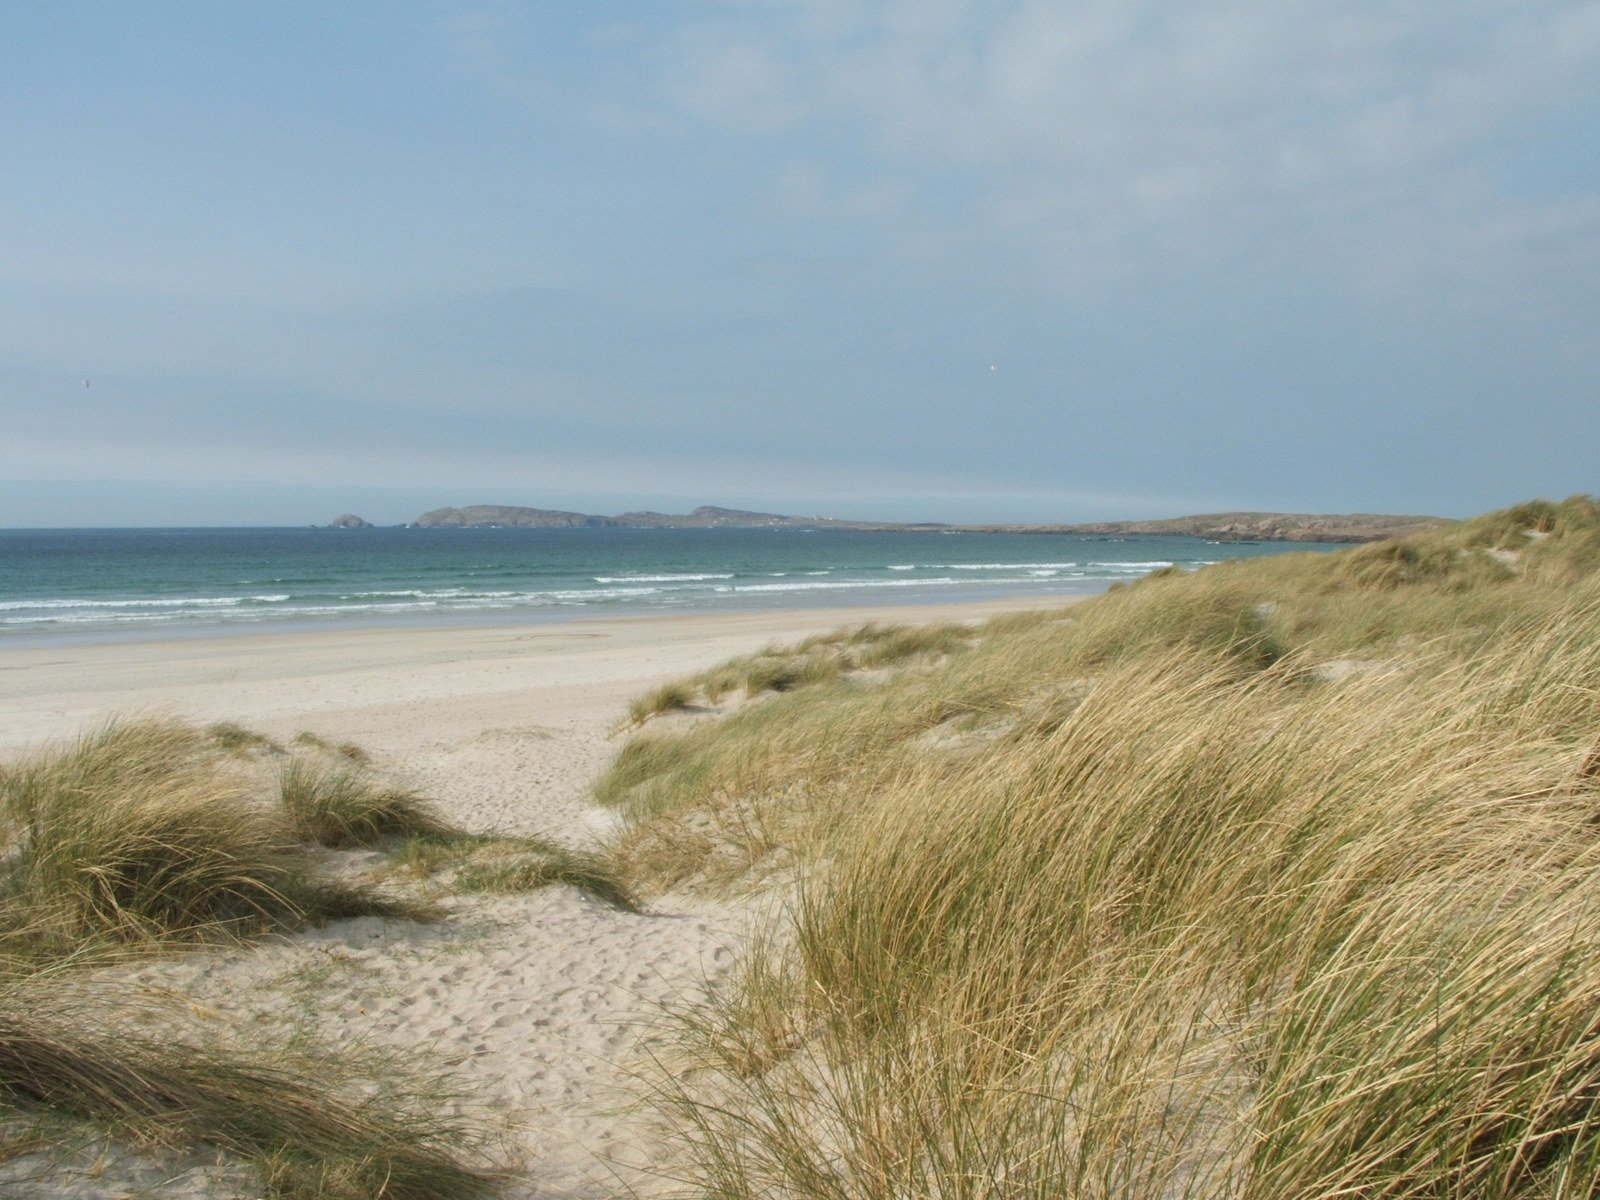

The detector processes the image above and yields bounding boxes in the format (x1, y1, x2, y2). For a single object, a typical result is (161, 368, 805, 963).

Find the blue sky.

(2, 1, 1597, 526)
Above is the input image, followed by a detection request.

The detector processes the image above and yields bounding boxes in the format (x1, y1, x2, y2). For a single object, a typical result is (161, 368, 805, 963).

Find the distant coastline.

(325, 503, 1449, 544)
(0, 524, 1326, 645)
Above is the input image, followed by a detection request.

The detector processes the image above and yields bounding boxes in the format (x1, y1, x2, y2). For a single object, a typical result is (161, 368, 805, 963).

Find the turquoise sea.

(0, 527, 1328, 645)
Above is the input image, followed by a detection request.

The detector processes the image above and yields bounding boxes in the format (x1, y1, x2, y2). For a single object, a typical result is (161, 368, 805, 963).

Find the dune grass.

(291, 730, 372, 764)
(597, 496, 1600, 882)
(607, 496, 1600, 1198)
(207, 720, 283, 755)
(0, 973, 496, 1199)
(0, 720, 497, 1195)
(454, 840, 637, 909)
(0, 720, 421, 960)
(277, 758, 456, 849)
(390, 830, 639, 910)
(626, 682, 698, 727)
(622, 621, 978, 730)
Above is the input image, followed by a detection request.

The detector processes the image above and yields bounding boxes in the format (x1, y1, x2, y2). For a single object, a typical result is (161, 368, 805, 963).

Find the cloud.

(630, 1, 1600, 304)
(772, 160, 908, 221)
(659, 25, 804, 131)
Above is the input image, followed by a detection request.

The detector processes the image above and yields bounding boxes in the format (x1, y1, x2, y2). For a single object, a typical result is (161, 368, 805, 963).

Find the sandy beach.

(0, 595, 1061, 1199)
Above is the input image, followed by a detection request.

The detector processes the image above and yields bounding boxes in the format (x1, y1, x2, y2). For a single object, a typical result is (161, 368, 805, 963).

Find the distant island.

(325, 504, 1447, 543)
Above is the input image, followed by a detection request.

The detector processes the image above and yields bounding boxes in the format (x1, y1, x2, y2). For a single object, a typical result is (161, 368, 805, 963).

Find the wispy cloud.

(613, 1, 1600, 304)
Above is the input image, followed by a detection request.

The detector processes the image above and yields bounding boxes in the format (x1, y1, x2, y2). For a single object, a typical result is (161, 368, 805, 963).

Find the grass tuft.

(455, 842, 638, 909)
(626, 682, 696, 727)
(391, 832, 638, 910)
(0, 720, 433, 960)
(291, 731, 371, 764)
(207, 722, 282, 755)
(0, 977, 496, 1199)
(0, 721, 304, 953)
(277, 759, 456, 849)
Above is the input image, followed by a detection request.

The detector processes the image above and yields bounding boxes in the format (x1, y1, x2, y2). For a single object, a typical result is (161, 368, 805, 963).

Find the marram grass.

(0, 720, 418, 957)
(0, 721, 495, 1194)
(609, 496, 1600, 1199)
(391, 830, 639, 910)
(277, 758, 455, 848)
(0, 973, 497, 1200)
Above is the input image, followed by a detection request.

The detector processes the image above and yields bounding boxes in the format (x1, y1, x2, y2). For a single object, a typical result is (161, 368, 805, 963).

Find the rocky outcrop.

(614, 505, 796, 527)
(328, 514, 373, 528)
(413, 506, 619, 529)
(418, 505, 810, 530)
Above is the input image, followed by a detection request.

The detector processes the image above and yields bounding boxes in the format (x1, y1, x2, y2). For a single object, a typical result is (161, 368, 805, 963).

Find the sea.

(0, 526, 1327, 646)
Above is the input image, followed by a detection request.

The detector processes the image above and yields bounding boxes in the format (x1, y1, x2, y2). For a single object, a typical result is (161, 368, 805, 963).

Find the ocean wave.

(0, 563, 1189, 634)
(721, 577, 957, 594)
(874, 561, 1188, 573)
(322, 586, 669, 606)
(514, 586, 664, 603)
(591, 573, 736, 583)
(0, 559, 1185, 628)
(0, 586, 675, 624)
(716, 575, 1096, 596)
(332, 588, 475, 600)
(873, 563, 1082, 572)
(948, 562, 1080, 571)
(0, 594, 290, 612)
(716, 569, 1113, 595)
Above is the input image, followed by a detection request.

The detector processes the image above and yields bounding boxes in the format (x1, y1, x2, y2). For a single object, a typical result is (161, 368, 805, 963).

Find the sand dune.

(0, 598, 1054, 1198)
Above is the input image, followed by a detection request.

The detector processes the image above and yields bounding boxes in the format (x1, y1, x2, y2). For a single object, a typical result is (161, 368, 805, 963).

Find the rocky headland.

(331, 504, 1448, 543)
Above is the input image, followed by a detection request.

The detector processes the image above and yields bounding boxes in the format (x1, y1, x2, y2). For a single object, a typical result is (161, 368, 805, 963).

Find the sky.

(2, 1, 1597, 527)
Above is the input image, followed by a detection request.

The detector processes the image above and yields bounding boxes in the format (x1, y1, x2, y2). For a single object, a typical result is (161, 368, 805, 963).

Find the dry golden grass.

(0, 720, 420, 959)
(608, 497, 1600, 1199)
(277, 758, 456, 848)
(0, 971, 496, 1199)
(0, 720, 498, 1195)
(621, 621, 978, 731)
(626, 681, 698, 727)
(389, 830, 639, 910)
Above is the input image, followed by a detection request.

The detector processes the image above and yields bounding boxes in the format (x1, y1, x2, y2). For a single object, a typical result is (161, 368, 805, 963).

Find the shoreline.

(0, 593, 1070, 761)
(3, 525, 1322, 653)
(0, 581, 1105, 653)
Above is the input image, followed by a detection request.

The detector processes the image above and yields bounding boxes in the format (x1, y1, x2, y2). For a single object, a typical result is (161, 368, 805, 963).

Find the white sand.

(0, 597, 1065, 1199)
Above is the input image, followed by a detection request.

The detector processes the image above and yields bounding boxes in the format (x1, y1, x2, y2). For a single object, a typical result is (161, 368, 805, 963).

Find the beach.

(0, 594, 1064, 1199)
(0, 595, 1058, 762)
(6, 505, 1600, 1199)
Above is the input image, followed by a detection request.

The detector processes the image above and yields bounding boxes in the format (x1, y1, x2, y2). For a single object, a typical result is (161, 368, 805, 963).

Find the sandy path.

(0, 597, 1062, 1198)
